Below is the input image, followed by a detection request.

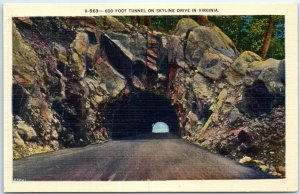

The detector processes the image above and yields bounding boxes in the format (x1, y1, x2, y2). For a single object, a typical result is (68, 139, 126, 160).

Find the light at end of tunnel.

(152, 122, 169, 133)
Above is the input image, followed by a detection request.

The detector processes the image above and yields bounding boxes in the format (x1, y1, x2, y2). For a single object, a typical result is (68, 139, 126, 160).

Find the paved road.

(13, 134, 272, 181)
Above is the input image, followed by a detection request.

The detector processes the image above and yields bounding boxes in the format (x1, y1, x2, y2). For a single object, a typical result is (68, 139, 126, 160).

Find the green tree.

(209, 15, 285, 59)
(116, 15, 285, 59)
(209, 16, 245, 47)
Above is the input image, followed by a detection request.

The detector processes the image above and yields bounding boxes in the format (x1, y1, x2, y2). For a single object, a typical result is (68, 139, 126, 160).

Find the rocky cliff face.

(12, 17, 285, 177)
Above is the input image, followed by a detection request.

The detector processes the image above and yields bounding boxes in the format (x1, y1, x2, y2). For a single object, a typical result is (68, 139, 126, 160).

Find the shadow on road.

(111, 132, 179, 140)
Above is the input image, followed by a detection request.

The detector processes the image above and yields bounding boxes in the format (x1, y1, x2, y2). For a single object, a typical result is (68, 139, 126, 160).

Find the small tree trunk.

(143, 16, 151, 26)
(198, 16, 213, 27)
(131, 16, 141, 25)
(259, 16, 273, 59)
(130, 16, 137, 24)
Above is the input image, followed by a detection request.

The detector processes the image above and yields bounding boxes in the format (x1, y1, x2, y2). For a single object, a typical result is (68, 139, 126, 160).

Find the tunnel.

(104, 91, 180, 140)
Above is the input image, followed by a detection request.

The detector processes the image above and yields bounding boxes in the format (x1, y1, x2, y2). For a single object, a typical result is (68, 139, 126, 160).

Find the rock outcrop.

(12, 17, 285, 177)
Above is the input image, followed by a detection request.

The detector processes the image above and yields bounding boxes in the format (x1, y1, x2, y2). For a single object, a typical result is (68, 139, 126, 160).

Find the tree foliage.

(116, 15, 285, 59)
(209, 15, 284, 59)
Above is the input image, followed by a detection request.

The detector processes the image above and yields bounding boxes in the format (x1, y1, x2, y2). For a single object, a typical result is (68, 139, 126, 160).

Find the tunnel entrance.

(105, 92, 180, 139)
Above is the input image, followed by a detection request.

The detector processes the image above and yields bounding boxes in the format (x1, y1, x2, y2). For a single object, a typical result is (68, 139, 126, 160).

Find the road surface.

(13, 134, 272, 181)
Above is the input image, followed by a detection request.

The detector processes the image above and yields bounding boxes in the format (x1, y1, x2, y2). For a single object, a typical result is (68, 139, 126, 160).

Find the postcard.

(3, 3, 298, 192)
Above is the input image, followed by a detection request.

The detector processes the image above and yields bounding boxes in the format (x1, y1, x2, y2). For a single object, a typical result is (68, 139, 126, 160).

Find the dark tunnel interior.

(13, 84, 28, 115)
(104, 91, 180, 140)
